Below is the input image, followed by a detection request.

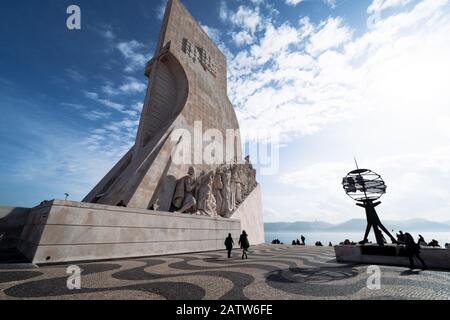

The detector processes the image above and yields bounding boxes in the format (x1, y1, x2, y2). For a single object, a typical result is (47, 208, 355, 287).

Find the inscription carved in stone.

(182, 38, 217, 77)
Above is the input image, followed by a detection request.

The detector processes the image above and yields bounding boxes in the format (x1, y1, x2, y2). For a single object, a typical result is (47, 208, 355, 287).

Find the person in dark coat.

(404, 233, 428, 270)
(224, 233, 234, 259)
(301, 235, 306, 245)
(418, 235, 427, 246)
(238, 230, 250, 260)
(428, 239, 440, 248)
(397, 231, 406, 243)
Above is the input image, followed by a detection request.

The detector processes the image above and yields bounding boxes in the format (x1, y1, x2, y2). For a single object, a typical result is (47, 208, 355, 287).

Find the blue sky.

(1, 0, 450, 223)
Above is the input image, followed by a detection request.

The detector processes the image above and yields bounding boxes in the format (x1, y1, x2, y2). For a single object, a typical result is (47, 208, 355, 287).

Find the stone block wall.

(0, 206, 30, 249)
(18, 200, 241, 264)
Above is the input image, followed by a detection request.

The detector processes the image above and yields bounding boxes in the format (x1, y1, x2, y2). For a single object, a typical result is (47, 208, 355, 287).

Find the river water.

(265, 231, 450, 247)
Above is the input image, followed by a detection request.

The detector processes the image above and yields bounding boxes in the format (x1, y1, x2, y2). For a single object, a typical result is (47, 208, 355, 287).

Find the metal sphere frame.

(342, 169, 387, 203)
(342, 165, 396, 246)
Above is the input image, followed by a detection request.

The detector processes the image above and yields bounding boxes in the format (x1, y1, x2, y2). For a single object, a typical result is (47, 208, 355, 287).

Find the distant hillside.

(265, 219, 450, 233)
(264, 221, 334, 232)
(384, 219, 450, 232)
(325, 219, 366, 232)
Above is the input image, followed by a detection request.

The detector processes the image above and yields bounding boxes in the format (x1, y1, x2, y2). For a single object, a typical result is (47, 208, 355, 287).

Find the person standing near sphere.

(301, 235, 306, 246)
(405, 233, 428, 270)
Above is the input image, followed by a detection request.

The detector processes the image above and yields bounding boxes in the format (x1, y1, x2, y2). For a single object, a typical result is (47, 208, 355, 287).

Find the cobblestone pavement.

(0, 245, 449, 300)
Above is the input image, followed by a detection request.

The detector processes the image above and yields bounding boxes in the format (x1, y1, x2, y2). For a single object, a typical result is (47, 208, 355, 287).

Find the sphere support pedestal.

(356, 200, 397, 246)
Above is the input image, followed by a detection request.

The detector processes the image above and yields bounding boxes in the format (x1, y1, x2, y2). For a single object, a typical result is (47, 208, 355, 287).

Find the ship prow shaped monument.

(12, 0, 264, 264)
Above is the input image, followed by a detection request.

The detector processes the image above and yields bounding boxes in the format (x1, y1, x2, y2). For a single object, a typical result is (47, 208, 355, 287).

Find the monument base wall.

(232, 185, 265, 245)
(0, 206, 31, 249)
(18, 201, 241, 265)
(335, 245, 450, 270)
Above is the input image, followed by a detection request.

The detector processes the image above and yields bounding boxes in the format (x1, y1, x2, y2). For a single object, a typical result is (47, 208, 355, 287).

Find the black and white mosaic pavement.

(0, 245, 449, 300)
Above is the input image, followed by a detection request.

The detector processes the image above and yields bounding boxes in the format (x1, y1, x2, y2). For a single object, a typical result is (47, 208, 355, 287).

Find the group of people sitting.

(271, 239, 283, 244)
(340, 239, 358, 246)
(291, 236, 306, 246)
(396, 231, 442, 248)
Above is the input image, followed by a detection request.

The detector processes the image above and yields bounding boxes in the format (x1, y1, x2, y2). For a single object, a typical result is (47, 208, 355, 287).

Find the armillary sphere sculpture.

(342, 162, 397, 246)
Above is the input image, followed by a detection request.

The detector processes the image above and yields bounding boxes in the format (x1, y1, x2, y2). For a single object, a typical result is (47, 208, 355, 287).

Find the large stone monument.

(7, 0, 264, 264)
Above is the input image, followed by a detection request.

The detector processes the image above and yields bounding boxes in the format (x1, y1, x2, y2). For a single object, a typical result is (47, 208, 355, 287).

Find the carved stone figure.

(242, 156, 257, 197)
(173, 167, 197, 213)
(170, 158, 258, 218)
(233, 167, 243, 205)
(245, 155, 253, 169)
(212, 167, 223, 216)
(220, 166, 232, 217)
(196, 171, 217, 217)
(230, 168, 237, 213)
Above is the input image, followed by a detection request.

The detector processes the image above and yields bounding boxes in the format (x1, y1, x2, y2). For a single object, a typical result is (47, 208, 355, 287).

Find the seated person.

(428, 239, 440, 247)
(396, 231, 406, 243)
(418, 235, 427, 247)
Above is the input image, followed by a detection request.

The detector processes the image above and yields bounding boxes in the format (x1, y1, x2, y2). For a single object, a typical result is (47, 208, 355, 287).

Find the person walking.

(224, 233, 234, 259)
(239, 230, 250, 260)
(404, 233, 428, 270)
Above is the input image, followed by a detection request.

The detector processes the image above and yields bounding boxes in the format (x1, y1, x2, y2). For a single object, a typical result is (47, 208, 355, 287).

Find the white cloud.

(119, 77, 147, 93)
(132, 102, 144, 112)
(65, 69, 86, 82)
(219, 0, 229, 22)
(102, 77, 147, 95)
(306, 17, 353, 56)
(228, 0, 450, 144)
(61, 102, 86, 110)
(83, 110, 111, 121)
(84, 89, 143, 114)
(286, 0, 337, 8)
(249, 23, 302, 64)
(232, 31, 254, 46)
(285, 0, 305, 6)
(325, 0, 337, 8)
(84, 91, 99, 100)
(156, 0, 168, 20)
(368, 0, 412, 13)
(101, 84, 116, 96)
(94, 25, 116, 40)
(97, 99, 125, 112)
(116, 40, 148, 73)
(100, 29, 115, 40)
(200, 24, 221, 43)
(3, 112, 138, 203)
(230, 6, 263, 34)
(220, 0, 450, 222)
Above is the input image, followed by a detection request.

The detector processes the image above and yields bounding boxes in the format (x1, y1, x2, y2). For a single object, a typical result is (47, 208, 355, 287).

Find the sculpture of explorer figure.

(173, 167, 198, 214)
(196, 171, 217, 217)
